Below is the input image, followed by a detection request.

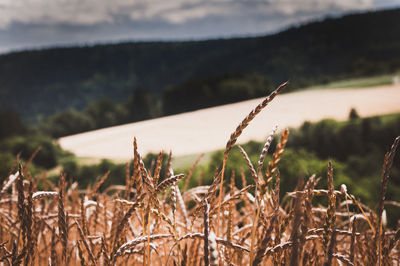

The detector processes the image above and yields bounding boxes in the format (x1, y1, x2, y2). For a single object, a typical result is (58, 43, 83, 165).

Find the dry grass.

(0, 83, 400, 265)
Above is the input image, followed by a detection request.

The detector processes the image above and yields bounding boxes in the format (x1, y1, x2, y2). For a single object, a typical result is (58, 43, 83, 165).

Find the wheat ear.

(216, 81, 288, 239)
(111, 193, 145, 261)
(237, 146, 257, 183)
(203, 199, 210, 266)
(153, 151, 164, 186)
(375, 136, 399, 265)
(323, 162, 336, 256)
(257, 125, 278, 175)
(74, 219, 96, 265)
(58, 174, 68, 264)
(264, 128, 289, 190)
(90, 170, 110, 198)
(184, 153, 204, 191)
(155, 174, 185, 194)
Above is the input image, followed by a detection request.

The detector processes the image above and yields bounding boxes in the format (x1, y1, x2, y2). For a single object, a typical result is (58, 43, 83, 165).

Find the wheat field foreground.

(1, 82, 400, 265)
(59, 84, 400, 160)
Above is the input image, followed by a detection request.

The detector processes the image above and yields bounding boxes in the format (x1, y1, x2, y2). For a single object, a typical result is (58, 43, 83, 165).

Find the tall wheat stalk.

(216, 82, 288, 239)
(1, 84, 399, 265)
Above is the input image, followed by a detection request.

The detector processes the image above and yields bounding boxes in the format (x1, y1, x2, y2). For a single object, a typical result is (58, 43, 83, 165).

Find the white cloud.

(0, 0, 376, 29)
(1, 0, 397, 53)
(266, 0, 374, 15)
(0, 0, 132, 28)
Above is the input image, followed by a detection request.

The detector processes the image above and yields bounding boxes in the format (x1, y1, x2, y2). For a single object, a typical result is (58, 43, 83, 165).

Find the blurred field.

(59, 84, 400, 160)
(304, 73, 400, 90)
(1, 82, 399, 265)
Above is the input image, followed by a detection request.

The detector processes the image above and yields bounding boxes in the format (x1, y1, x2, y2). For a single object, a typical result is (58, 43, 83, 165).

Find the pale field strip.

(58, 84, 400, 160)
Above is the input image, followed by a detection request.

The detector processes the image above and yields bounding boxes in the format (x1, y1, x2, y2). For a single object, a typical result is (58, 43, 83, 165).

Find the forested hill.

(1, 8, 400, 121)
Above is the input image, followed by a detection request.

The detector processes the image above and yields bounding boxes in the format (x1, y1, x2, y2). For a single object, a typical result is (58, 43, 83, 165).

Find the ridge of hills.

(0, 8, 400, 121)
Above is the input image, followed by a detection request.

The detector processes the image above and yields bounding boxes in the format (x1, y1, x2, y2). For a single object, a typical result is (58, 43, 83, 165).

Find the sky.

(0, 0, 399, 54)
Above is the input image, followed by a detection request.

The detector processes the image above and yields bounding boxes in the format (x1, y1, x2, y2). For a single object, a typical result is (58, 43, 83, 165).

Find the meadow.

(0, 82, 399, 265)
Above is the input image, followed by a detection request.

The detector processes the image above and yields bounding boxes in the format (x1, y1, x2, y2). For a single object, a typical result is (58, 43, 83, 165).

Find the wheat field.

(0, 82, 399, 265)
(58, 84, 400, 159)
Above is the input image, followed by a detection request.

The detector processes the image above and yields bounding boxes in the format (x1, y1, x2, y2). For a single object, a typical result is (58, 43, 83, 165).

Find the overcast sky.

(0, 0, 399, 54)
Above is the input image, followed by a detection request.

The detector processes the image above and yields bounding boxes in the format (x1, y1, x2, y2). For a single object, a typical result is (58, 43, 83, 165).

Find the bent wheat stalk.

(216, 81, 288, 239)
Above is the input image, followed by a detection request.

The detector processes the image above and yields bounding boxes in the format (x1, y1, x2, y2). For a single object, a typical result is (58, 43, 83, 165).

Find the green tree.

(0, 111, 26, 140)
(349, 108, 360, 120)
(124, 88, 159, 122)
(0, 135, 62, 169)
(41, 109, 94, 138)
(84, 98, 126, 128)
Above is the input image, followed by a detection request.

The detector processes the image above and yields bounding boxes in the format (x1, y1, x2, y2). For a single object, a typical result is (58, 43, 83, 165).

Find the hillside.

(1, 8, 400, 121)
(58, 84, 400, 159)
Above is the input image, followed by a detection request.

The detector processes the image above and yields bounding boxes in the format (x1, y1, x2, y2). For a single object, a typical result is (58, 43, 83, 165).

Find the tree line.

(0, 72, 277, 139)
(1, 8, 400, 122)
(2, 108, 399, 226)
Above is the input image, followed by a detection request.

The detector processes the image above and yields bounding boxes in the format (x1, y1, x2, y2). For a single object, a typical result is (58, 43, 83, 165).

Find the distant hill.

(0, 8, 399, 122)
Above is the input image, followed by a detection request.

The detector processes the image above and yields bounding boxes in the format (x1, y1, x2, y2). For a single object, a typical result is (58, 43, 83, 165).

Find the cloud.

(1, 0, 398, 53)
(0, 0, 375, 29)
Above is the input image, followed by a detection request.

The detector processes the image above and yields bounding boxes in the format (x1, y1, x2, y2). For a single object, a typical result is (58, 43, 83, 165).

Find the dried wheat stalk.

(58, 174, 68, 263)
(216, 82, 288, 238)
(155, 174, 185, 194)
(257, 125, 278, 175)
